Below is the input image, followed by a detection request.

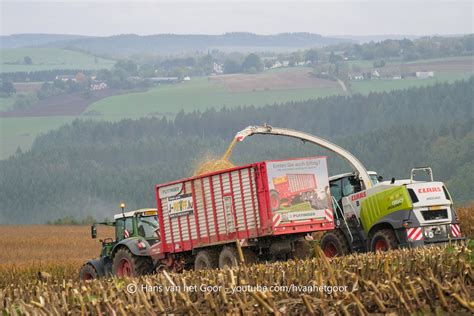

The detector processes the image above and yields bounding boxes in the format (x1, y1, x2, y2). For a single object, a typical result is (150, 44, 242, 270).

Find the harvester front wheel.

(194, 249, 218, 270)
(79, 264, 98, 280)
(370, 229, 398, 252)
(320, 230, 349, 258)
(113, 248, 153, 277)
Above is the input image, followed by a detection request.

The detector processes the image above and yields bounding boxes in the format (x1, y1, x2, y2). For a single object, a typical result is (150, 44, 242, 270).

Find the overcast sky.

(1, 0, 473, 36)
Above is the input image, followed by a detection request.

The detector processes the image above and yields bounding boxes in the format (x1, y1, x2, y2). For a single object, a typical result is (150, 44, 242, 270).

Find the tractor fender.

(111, 238, 150, 257)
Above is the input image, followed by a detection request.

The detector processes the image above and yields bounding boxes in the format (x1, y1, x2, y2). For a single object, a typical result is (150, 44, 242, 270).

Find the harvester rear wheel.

(194, 249, 218, 270)
(370, 229, 398, 252)
(79, 264, 98, 280)
(320, 230, 350, 258)
(112, 248, 153, 277)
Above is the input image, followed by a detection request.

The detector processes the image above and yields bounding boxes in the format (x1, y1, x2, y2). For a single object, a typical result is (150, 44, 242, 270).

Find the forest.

(0, 77, 472, 224)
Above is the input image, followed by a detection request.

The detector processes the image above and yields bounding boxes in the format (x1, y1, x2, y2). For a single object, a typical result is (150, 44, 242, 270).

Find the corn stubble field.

(1, 205, 473, 315)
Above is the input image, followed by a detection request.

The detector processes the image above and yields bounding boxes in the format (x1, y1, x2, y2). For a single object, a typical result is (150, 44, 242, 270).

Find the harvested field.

(1, 204, 472, 314)
(0, 225, 114, 266)
(210, 68, 339, 92)
(0, 243, 472, 315)
(0, 88, 145, 117)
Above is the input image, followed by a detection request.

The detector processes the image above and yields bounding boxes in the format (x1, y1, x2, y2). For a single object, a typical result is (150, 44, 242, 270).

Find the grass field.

(87, 76, 343, 119)
(0, 48, 115, 73)
(0, 57, 472, 159)
(351, 72, 473, 94)
(0, 116, 75, 158)
(0, 96, 15, 111)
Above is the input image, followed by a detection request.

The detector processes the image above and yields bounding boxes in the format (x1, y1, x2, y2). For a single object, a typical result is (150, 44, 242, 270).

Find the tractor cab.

(113, 209, 160, 242)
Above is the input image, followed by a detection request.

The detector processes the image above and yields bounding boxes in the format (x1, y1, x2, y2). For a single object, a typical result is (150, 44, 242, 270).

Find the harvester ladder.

(332, 196, 354, 243)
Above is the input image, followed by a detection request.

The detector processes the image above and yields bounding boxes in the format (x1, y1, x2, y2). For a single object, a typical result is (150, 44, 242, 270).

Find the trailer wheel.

(112, 248, 153, 277)
(270, 190, 280, 211)
(242, 248, 258, 265)
(370, 229, 398, 252)
(320, 230, 349, 258)
(219, 247, 239, 269)
(79, 264, 98, 280)
(194, 249, 218, 270)
(290, 240, 312, 260)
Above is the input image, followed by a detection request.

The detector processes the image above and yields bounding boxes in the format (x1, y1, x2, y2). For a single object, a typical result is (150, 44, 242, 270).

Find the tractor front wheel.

(79, 264, 98, 280)
(112, 248, 153, 277)
(370, 229, 399, 252)
(320, 230, 350, 258)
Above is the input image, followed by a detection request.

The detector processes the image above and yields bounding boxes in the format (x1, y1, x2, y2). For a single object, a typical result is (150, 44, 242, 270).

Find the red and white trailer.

(149, 156, 335, 270)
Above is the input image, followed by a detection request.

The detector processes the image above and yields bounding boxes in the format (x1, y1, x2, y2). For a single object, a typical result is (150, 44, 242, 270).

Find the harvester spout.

(234, 124, 373, 189)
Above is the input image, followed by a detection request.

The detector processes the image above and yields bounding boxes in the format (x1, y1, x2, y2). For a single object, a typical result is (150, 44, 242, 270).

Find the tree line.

(0, 78, 472, 224)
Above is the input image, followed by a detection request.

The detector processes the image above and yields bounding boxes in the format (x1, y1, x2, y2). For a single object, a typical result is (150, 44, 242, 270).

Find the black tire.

(194, 249, 219, 270)
(79, 264, 98, 280)
(219, 246, 239, 269)
(320, 230, 350, 258)
(370, 229, 399, 252)
(112, 248, 153, 277)
(242, 248, 258, 265)
(289, 240, 312, 260)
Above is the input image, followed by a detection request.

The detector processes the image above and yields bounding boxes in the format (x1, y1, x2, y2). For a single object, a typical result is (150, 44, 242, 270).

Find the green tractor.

(79, 205, 160, 280)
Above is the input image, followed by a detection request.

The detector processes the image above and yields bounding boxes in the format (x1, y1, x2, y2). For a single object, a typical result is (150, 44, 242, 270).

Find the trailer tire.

(320, 230, 349, 258)
(290, 240, 312, 260)
(79, 264, 98, 280)
(113, 248, 153, 277)
(242, 248, 258, 265)
(194, 249, 218, 270)
(370, 229, 398, 252)
(219, 247, 239, 269)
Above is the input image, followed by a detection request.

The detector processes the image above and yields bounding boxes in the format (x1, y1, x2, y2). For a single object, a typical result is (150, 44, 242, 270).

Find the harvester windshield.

(137, 215, 159, 238)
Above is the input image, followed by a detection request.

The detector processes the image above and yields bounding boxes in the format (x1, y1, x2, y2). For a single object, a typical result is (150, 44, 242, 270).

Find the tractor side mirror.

(377, 176, 383, 182)
(91, 224, 97, 239)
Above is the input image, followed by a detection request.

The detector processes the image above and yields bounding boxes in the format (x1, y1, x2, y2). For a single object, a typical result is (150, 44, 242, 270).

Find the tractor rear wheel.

(370, 229, 399, 252)
(79, 264, 98, 280)
(219, 246, 239, 269)
(320, 230, 350, 258)
(194, 249, 218, 270)
(112, 248, 153, 277)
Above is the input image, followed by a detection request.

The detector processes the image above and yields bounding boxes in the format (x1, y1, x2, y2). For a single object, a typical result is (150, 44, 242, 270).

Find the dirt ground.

(210, 68, 339, 92)
(0, 225, 114, 265)
(0, 88, 144, 117)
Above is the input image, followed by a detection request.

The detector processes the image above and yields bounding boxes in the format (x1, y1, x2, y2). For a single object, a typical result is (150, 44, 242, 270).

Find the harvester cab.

(80, 205, 160, 280)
